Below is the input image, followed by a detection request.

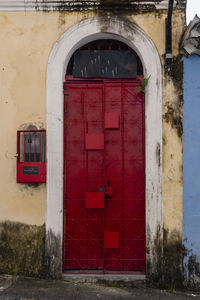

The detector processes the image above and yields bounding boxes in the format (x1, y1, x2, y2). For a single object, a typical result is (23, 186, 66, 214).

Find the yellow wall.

(0, 11, 185, 232)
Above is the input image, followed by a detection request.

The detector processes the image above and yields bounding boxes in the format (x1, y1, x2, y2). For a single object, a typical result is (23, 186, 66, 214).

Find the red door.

(63, 78, 145, 272)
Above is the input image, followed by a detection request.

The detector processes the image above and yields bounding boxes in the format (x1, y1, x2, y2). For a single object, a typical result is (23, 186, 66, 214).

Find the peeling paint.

(181, 15, 200, 56)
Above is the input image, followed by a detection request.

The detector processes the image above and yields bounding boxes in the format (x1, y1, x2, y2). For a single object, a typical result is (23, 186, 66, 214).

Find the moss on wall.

(162, 229, 184, 289)
(163, 101, 183, 138)
(0, 221, 45, 277)
(146, 227, 184, 290)
(164, 55, 184, 139)
(146, 225, 163, 287)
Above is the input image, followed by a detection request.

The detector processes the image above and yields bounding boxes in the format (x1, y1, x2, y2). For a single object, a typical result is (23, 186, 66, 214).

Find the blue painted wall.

(183, 55, 200, 283)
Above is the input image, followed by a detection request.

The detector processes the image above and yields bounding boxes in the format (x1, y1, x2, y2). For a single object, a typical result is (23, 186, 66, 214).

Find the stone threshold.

(62, 273, 146, 284)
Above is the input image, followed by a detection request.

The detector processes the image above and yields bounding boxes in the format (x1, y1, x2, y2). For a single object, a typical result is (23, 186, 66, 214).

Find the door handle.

(97, 186, 113, 199)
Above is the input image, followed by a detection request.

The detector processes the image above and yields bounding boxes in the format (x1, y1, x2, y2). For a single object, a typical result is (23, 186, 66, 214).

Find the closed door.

(63, 79, 145, 272)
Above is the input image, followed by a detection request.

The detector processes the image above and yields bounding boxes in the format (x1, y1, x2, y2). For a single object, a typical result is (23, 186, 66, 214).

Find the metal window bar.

(19, 131, 46, 163)
(29, 132, 31, 162)
(34, 132, 36, 162)
(42, 132, 45, 162)
(40, 134, 42, 161)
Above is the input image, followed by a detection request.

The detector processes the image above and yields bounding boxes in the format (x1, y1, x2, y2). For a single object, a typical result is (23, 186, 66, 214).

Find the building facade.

(0, 0, 187, 288)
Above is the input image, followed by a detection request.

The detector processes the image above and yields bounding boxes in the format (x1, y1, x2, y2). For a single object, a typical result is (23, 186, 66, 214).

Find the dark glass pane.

(29, 132, 34, 162)
(20, 131, 45, 162)
(73, 50, 137, 78)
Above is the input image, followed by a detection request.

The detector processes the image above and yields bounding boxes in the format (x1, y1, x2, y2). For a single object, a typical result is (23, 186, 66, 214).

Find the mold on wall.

(161, 10, 185, 244)
(0, 0, 185, 12)
(163, 53, 184, 139)
(160, 10, 185, 289)
(9, 0, 170, 13)
(163, 99, 183, 139)
(146, 225, 163, 287)
(0, 221, 45, 277)
(0, 221, 62, 279)
(162, 229, 184, 289)
(45, 229, 62, 279)
(183, 55, 200, 290)
(146, 227, 184, 289)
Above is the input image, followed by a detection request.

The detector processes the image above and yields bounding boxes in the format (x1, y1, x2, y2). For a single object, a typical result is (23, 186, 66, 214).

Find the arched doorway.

(46, 17, 162, 277)
(63, 40, 145, 272)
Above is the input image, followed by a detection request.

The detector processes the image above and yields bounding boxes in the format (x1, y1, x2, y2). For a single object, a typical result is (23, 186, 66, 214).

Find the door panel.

(63, 79, 145, 272)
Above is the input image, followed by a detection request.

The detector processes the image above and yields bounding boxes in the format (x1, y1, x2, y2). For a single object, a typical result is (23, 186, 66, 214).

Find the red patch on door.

(85, 192, 105, 208)
(105, 112, 119, 129)
(104, 232, 119, 248)
(85, 133, 104, 149)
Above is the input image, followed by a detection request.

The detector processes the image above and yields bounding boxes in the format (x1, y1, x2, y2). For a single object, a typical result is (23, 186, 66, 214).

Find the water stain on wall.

(147, 227, 184, 289)
(164, 55, 183, 139)
(35, 0, 161, 13)
(0, 222, 62, 279)
(162, 229, 184, 289)
(45, 229, 62, 279)
(0, 221, 45, 277)
(164, 101, 183, 139)
(18, 122, 45, 131)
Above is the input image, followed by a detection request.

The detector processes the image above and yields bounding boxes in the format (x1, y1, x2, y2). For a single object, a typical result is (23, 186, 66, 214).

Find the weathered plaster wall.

(0, 8, 184, 224)
(155, 11, 185, 288)
(0, 222, 45, 277)
(0, 0, 187, 11)
(183, 55, 200, 290)
(0, 8, 185, 281)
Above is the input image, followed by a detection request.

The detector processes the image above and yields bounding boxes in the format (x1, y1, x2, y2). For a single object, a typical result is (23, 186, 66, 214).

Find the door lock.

(97, 186, 113, 198)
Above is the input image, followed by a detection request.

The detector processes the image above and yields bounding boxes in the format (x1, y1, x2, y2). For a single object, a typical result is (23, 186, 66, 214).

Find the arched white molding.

(46, 16, 162, 275)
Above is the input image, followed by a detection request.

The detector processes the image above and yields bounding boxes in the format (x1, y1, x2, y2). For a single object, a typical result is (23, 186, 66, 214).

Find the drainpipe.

(165, 0, 174, 72)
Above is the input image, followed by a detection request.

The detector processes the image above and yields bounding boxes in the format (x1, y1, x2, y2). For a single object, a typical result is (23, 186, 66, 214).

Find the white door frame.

(46, 16, 162, 276)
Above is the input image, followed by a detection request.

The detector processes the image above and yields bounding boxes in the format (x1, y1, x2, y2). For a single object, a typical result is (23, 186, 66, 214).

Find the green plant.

(137, 75, 151, 94)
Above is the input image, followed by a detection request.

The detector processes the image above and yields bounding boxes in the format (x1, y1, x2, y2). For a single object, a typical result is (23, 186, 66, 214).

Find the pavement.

(0, 274, 200, 300)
